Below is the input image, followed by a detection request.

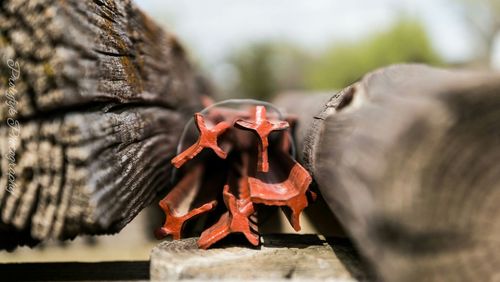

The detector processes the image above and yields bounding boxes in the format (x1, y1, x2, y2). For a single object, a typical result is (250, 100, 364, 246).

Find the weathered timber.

(150, 234, 373, 281)
(279, 64, 500, 282)
(0, 0, 204, 248)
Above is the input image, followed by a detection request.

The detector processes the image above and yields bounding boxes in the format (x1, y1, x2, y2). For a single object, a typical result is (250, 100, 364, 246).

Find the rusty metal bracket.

(248, 153, 312, 231)
(171, 114, 231, 168)
(198, 154, 259, 249)
(157, 100, 314, 249)
(155, 165, 217, 240)
(235, 106, 289, 172)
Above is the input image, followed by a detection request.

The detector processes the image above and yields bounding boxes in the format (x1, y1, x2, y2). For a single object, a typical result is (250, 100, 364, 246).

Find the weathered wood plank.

(0, 0, 204, 248)
(150, 234, 373, 281)
(280, 65, 500, 282)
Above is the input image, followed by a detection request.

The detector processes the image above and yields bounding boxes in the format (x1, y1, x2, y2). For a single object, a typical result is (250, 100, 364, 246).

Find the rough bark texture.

(0, 0, 203, 249)
(281, 65, 500, 282)
(150, 234, 373, 281)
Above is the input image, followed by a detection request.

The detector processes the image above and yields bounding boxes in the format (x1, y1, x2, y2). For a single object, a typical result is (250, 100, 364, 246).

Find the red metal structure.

(171, 114, 231, 168)
(156, 104, 314, 249)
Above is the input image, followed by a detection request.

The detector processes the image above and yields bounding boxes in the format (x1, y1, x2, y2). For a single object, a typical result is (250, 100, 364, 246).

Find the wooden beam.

(150, 234, 373, 281)
(278, 64, 500, 282)
(0, 0, 204, 248)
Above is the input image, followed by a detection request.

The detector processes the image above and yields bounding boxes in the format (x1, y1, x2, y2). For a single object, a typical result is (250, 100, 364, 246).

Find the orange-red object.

(157, 104, 314, 249)
(198, 154, 258, 249)
(155, 166, 217, 240)
(171, 113, 231, 168)
(197, 183, 258, 249)
(235, 106, 289, 172)
(248, 152, 312, 231)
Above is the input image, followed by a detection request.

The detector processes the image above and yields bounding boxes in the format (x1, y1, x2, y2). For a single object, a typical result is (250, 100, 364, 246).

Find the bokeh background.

(137, 0, 500, 101)
(2, 0, 499, 262)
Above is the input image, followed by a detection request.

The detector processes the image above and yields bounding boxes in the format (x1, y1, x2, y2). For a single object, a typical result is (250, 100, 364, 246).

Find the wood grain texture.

(0, 0, 204, 248)
(150, 234, 373, 281)
(298, 64, 500, 282)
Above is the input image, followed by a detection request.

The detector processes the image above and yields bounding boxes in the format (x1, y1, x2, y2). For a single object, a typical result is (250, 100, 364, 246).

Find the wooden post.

(277, 65, 500, 282)
(0, 0, 204, 249)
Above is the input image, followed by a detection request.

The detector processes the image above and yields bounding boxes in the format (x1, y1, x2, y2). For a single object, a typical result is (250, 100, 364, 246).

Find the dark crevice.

(337, 86, 356, 111)
(104, 100, 177, 113)
(0, 98, 178, 127)
(92, 1, 118, 24)
(95, 11, 118, 24)
(93, 48, 135, 58)
(93, 0, 106, 6)
(284, 267, 295, 279)
(48, 143, 68, 238)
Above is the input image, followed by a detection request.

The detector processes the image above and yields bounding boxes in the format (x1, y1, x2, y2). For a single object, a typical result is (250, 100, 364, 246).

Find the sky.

(135, 0, 479, 68)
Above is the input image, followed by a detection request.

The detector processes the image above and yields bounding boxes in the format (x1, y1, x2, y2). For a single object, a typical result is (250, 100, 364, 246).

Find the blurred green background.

(138, 0, 500, 101)
(229, 18, 443, 100)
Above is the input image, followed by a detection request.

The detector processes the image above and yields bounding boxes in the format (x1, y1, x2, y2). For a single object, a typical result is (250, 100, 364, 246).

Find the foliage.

(227, 42, 310, 100)
(226, 18, 443, 99)
(305, 19, 443, 90)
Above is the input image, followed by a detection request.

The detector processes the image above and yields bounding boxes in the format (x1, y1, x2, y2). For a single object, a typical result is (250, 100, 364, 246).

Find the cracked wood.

(0, 0, 204, 249)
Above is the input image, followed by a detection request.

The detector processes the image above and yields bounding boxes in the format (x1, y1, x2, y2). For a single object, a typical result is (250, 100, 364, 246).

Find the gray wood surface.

(280, 65, 500, 282)
(0, 0, 203, 248)
(150, 234, 373, 281)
